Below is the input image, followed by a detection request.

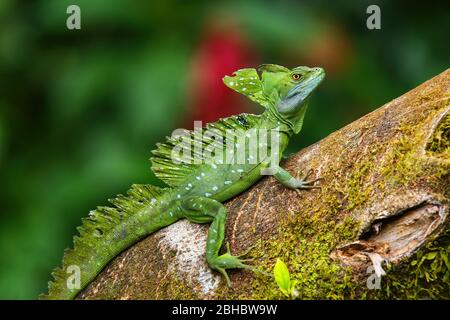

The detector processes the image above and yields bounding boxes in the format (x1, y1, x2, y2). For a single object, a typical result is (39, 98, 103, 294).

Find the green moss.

(343, 154, 375, 211)
(378, 112, 450, 190)
(158, 273, 200, 299)
(369, 225, 450, 299)
(427, 113, 450, 154)
(246, 212, 360, 299)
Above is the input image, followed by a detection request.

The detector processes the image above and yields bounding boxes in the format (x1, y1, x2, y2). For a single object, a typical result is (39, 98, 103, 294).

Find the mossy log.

(80, 69, 450, 300)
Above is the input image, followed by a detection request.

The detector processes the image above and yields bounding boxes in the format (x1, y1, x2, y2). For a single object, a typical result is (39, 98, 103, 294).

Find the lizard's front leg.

(272, 164, 320, 191)
(180, 196, 255, 286)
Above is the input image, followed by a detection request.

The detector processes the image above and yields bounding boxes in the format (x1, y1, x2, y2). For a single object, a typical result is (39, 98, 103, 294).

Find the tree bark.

(79, 69, 450, 300)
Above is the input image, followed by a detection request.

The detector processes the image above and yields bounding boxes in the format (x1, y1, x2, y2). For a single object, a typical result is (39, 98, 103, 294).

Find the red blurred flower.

(186, 17, 257, 127)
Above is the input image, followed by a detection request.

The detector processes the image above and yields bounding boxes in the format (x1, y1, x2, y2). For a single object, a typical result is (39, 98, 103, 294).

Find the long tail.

(40, 184, 175, 299)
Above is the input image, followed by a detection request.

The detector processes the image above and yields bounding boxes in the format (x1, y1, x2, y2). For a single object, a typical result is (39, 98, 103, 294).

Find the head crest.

(222, 68, 270, 108)
(257, 64, 290, 73)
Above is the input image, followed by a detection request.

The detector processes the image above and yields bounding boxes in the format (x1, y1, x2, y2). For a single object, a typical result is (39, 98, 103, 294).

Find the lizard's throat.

(261, 107, 296, 137)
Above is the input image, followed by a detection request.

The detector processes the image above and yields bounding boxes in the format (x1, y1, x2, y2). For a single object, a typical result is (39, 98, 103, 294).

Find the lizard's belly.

(211, 161, 270, 203)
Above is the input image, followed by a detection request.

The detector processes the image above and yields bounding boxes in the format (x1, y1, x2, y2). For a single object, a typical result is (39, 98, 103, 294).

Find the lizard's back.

(151, 113, 286, 202)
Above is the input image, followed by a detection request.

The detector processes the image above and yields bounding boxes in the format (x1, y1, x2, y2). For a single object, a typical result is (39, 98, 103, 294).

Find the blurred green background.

(0, 0, 448, 299)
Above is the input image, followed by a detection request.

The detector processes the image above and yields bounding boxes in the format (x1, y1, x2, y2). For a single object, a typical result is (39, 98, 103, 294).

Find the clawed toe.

(304, 177, 322, 185)
(299, 183, 322, 189)
(217, 268, 232, 287)
(236, 243, 258, 258)
(297, 168, 313, 181)
(239, 257, 255, 262)
(294, 169, 322, 191)
(213, 254, 271, 287)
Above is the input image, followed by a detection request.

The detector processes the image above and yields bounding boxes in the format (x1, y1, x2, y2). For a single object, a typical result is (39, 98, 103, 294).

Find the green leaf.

(426, 252, 437, 260)
(274, 258, 291, 297)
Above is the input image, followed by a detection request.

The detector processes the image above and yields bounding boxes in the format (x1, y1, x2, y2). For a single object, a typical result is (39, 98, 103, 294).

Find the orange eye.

(292, 73, 301, 80)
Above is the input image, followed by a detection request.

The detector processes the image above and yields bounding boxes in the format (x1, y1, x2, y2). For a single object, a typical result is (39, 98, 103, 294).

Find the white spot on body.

(237, 169, 244, 173)
(224, 181, 232, 185)
(205, 193, 212, 197)
(212, 186, 218, 191)
(211, 164, 217, 169)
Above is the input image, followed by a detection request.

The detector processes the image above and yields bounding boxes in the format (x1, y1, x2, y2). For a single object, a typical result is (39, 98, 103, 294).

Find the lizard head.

(259, 64, 325, 133)
(223, 64, 325, 134)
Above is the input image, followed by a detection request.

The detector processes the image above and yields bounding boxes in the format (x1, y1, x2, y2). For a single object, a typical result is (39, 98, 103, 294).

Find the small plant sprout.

(274, 258, 298, 299)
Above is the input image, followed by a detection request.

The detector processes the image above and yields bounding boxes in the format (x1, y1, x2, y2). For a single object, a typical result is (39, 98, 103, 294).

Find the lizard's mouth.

(331, 201, 448, 276)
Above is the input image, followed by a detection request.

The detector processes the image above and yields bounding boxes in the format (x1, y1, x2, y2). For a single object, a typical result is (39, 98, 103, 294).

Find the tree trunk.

(79, 69, 450, 300)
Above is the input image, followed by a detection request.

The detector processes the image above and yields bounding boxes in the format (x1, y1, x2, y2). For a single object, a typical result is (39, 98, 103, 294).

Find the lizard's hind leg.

(180, 196, 254, 286)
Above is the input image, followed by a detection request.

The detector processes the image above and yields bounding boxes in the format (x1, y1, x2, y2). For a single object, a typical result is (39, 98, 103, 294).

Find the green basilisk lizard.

(42, 64, 325, 299)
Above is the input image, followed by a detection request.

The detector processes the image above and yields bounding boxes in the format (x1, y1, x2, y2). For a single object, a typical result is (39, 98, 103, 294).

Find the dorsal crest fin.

(150, 113, 261, 187)
(42, 184, 167, 299)
(223, 68, 270, 108)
